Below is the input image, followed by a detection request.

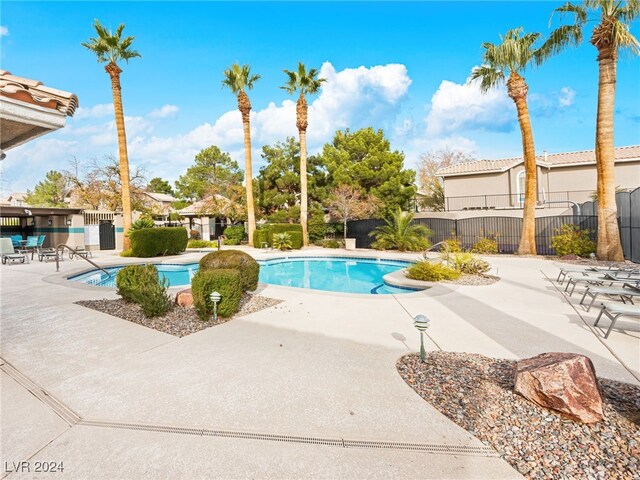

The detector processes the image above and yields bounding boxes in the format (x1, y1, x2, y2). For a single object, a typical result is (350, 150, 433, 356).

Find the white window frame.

(516, 170, 526, 207)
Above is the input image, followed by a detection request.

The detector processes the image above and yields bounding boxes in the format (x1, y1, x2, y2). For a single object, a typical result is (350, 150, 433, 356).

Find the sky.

(1, 1, 639, 196)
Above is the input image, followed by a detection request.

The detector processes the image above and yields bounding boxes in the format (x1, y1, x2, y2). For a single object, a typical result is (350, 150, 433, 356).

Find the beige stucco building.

(436, 145, 640, 211)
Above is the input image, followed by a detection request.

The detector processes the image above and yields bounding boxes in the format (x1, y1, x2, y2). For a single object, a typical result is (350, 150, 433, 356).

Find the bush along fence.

(348, 215, 600, 255)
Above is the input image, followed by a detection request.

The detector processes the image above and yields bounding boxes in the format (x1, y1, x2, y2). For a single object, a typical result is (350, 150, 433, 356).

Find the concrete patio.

(1, 248, 638, 479)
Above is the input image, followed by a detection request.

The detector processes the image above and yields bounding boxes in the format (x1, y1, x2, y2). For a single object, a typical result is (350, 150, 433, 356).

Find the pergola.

(0, 70, 78, 155)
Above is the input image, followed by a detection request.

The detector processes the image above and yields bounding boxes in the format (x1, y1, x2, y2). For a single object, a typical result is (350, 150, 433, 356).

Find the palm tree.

(222, 64, 260, 243)
(370, 208, 432, 252)
(82, 20, 140, 249)
(541, 1, 639, 261)
(471, 28, 554, 256)
(281, 63, 325, 247)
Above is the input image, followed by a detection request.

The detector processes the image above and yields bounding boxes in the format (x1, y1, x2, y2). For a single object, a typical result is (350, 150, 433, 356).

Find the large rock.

(514, 352, 604, 423)
(175, 288, 194, 308)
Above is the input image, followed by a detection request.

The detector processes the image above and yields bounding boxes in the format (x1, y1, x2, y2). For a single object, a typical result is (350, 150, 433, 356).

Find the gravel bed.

(76, 293, 282, 337)
(397, 352, 640, 480)
(442, 274, 500, 286)
(547, 256, 636, 270)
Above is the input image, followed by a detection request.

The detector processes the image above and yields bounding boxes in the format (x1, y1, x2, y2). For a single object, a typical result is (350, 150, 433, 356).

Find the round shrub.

(551, 225, 597, 257)
(322, 239, 341, 248)
(406, 261, 461, 282)
(471, 237, 498, 254)
(129, 227, 188, 258)
(223, 225, 245, 245)
(199, 250, 259, 291)
(187, 239, 215, 248)
(115, 264, 171, 317)
(191, 268, 242, 320)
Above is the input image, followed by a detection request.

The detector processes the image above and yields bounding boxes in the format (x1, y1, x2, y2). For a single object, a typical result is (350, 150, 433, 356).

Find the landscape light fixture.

(413, 314, 431, 363)
(66, 218, 72, 226)
(210, 291, 222, 322)
(590, 253, 596, 261)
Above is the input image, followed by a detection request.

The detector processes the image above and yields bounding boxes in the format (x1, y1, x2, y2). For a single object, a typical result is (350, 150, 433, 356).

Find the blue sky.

(1, 1, 639, 195)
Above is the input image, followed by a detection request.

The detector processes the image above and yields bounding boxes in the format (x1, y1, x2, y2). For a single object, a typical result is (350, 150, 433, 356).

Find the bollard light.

(413, 314, 431, 363)
(590, 253, 596, 261)
(210, 291, 222, 322)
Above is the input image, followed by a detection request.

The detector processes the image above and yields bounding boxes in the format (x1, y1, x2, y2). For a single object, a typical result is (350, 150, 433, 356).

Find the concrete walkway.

(1, 248, 638, 479)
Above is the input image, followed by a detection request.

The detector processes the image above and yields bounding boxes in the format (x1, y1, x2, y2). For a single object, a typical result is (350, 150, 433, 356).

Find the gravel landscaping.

(442, 274, 500, 286)
(76, 293, 282, 337)
(397, 351, 640, 480)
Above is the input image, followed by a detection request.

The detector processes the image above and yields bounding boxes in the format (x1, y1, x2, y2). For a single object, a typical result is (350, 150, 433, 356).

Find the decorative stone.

(514, 352, 604, 423)
(175, 289, 194, 308)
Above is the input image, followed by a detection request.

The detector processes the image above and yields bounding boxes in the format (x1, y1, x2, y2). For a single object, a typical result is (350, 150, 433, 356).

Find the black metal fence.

(575, 187, 640, 263)
(350, 186, 639, 262)
(347, 215, 598, 255)
(439, 190, 592, 212)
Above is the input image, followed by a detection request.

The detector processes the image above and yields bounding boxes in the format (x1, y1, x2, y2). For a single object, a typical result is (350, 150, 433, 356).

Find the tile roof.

(0, 70, 78, 116)
(179, 195, 233, 216)
(436, 145, 640, 177)
(144, 192, 176, 203)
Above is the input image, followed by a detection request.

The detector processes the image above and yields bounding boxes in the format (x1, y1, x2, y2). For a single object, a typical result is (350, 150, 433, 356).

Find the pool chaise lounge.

(594, 302, 640, 338)
(555, 265, 637, 284)
(0, 238, 28, 265)
(579, 284, 640, 312)
(564, 272, 640, 296)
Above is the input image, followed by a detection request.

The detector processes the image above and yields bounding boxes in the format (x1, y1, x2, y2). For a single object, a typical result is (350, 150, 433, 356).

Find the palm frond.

(222, 64, 260, 93)
(280, 62, 325, 96)
(611, 18, 640, 54)
(469, 65, 505, 92)
(618, 0, 640, 22)
(551, 2, 588, 25)
(536, 24, 584, 64)
(82, 19, 140, 65)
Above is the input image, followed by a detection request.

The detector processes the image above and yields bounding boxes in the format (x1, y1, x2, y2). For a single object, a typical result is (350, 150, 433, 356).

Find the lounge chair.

(10, 235, 23, 248)
(69, 247, 92, 260)
(564, 272, 640, 296)
(1, 238, 27, 265)
(579, 284, 640, 312)
(594, 302, 640, 338)
(18, 236, 39, 260)
(36, 235, 46, 254)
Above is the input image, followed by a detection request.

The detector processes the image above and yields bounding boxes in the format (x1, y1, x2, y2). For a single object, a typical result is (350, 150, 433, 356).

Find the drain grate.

(1, 359, 81, 426)
(78, 420, 497, 456)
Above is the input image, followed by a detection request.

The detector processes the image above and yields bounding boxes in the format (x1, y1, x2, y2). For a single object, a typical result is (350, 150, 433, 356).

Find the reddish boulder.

(175, 289, 194, 308)
(514, 352, 604, 423)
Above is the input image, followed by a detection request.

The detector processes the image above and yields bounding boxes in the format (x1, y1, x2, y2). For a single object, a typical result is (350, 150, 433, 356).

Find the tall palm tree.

(542, 1, 639, 261)
(222, 64, 260, 243)
(471, 28, 550, 255)
(82, 20, 140, 249)
(281, 63, 325, 247)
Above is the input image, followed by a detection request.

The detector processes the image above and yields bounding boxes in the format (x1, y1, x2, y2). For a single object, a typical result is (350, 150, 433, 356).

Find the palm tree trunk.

(238, 93, 256, 243)
(508, 73, 537, 255)
(106, 62, 132, 250)
(299, 130, 309, 247)
(594, 49, 624, 261)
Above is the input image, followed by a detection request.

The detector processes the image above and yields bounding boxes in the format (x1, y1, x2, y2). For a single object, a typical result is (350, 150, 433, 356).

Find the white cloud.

(425, 70, 515, 136)
(558, 87, 576, 108)
(74, 103, 114, 119)
(0, 26, 8, 37)
(148, 104, 179, 119)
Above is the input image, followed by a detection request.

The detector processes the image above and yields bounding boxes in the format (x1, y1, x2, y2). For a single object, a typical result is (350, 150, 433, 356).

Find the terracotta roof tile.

(0, 70, 78, 116)
(436, 145, 640, 176)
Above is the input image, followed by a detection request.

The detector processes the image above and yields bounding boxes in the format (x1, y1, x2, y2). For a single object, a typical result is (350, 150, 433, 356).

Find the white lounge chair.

(0, 238, 28, 265)
(580, 284, 640, 312)
(594, 302, 640, 338)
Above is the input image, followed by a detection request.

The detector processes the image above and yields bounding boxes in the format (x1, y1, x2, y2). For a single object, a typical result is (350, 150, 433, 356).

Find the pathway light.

(413, 314, 431, 363)
(210, 291, 221, 322)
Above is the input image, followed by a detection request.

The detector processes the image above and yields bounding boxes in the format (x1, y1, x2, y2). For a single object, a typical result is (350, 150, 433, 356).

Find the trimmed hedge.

(406, 261, 461, 282)
(252, 224, 303, 249)
(129, 227, 188, 258)
(253, 228, 269, 248)
(289, 231, 303, 250)
(199, 250, 259, 291)
(115, 264, 171, 317)
(191, 268, 242, 320)
(223, 225, 245, 245)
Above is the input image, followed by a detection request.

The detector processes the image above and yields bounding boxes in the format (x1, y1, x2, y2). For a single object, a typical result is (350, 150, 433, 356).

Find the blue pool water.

(69, 257, 416, 295)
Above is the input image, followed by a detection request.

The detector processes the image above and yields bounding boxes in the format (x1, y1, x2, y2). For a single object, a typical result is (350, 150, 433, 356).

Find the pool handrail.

(55, 244, 110, 276)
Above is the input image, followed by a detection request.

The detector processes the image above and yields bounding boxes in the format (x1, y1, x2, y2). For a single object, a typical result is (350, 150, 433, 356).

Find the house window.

(516, 171, 526, 206)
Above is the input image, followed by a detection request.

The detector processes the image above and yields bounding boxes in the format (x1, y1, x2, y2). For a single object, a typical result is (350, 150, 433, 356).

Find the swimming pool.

(69, 256, 417, 295)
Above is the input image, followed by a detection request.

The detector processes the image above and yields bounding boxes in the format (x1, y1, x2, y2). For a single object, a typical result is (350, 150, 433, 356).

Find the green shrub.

(266, 223, 302, 245)
(187, 239, 215, 248)
(115, 264, 171, 317)
(471, 236, 498, 254)
(191, 269, 243, 320)
(289, 231, 303, 249)
(129, 227, 188, 257)
(551, 225, 597, 257)
(223, 225, 245, 245)
(442, 251, 490, 275)
(272, 232, 293, 251)
(253, 228, 269, 248)
(199, 250, 259, 291)
(128, 217, 155, 236)
(120, 248, 134, 257)
(322, 239, 341, 248)
(308, 210, 327, 243)
(370, 209, 432, 252)
(406, 261, 461, 282)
